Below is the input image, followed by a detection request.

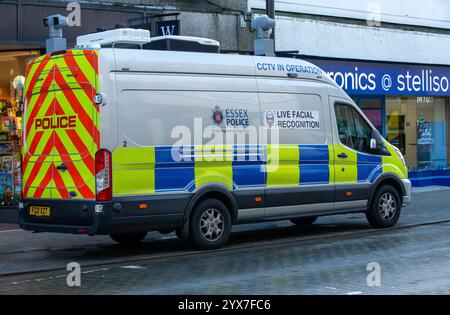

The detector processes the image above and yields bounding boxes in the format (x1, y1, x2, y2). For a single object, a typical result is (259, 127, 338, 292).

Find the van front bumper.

(402, 179, 412, 207)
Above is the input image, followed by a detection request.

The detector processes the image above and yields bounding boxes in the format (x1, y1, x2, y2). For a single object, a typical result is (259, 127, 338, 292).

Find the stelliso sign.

(307, 59, 450, 96)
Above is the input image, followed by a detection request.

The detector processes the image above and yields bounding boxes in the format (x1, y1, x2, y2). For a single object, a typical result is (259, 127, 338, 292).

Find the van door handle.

(337, 153, 348, 159)
(56, 164, 68, 172)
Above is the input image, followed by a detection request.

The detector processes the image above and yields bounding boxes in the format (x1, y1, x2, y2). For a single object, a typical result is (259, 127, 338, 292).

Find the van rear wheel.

(190, 199, 232, 250)
(366, 185, 401, 228)
(290, 216, 317, 226)
(110, 232, 147, 245)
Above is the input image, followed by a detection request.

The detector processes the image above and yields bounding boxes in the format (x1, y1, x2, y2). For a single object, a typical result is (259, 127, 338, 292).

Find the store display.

(0, 100, 21, 207)
(0, 51, 36, 207)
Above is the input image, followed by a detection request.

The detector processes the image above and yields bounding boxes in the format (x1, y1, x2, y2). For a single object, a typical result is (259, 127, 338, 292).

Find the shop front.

(0, 1, 168, 207)
(306, 58, 450, 187)
(0, 50, 40, 207)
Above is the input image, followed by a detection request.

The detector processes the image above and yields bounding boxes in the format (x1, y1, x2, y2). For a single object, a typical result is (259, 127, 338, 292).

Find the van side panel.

(112, 73, 262, 201)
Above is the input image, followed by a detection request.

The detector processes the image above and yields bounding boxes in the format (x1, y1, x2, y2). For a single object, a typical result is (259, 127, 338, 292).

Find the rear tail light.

(95, 149, 112, 201)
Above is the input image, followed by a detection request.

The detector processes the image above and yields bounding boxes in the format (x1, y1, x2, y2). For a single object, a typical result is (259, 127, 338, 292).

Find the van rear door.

(22, 50, 99, 200)
(22, 55, 56, 199)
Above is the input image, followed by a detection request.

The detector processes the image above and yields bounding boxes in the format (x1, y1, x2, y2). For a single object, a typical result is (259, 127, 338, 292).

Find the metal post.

(266, 0, 275, 41)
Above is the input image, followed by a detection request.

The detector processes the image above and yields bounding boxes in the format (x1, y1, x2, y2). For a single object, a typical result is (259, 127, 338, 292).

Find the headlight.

(393, 145, 406, 167)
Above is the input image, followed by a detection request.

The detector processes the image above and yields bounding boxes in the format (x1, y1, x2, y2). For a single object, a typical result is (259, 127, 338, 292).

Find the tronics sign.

(307, 59, 450, 96)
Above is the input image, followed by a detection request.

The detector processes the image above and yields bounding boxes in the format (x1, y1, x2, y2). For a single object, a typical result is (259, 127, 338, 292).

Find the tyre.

(189, 199, 232, 250)
(290, 216, 318, 226)
(110, 232, 147, 245)
(366, 185, 401, 228)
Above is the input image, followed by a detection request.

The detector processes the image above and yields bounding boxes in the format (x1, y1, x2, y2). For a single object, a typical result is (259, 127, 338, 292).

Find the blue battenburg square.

(155, 146, 195, 192)
(357, 153, 382, 182)
(299, 145, 330, 184)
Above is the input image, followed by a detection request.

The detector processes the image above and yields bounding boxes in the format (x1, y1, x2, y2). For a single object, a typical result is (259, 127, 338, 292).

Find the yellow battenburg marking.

(382, 141, 408, 179)
(266, 145, 299, 187)
(113, 147, 156, 196)
(328, 144, 335, 184)
(195, 145, 233, 189)
(333, 145, 358, 184)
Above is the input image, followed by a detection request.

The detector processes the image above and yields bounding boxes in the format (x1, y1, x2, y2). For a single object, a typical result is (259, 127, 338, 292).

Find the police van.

(19, 28, 411, 250)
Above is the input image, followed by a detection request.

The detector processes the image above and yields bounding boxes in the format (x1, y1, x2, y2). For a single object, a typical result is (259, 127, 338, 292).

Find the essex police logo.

(213, 106, 223, 125)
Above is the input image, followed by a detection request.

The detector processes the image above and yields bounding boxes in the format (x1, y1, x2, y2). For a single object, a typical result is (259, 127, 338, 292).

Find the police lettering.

(35, 115, 77, 130)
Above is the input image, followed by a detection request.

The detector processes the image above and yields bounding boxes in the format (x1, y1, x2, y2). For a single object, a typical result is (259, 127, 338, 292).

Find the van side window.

(335, 103, 374, 154)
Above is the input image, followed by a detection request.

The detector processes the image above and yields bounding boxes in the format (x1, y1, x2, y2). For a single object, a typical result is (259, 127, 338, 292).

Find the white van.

(20, 30, 411, 250)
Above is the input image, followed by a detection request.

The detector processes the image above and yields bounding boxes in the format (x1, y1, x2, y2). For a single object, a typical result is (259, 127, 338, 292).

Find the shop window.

(0, 50, 39, 207)
(359, 98, 383, 134)
(386, 96, 450, 171)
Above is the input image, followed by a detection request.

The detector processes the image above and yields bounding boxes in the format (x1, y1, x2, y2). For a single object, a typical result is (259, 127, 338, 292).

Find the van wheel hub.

(378, 192, 396, 220)
(200, 208, 224, 242)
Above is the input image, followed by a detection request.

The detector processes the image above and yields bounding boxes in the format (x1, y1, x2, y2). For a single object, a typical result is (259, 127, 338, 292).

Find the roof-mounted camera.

(43, 14, 69, 54)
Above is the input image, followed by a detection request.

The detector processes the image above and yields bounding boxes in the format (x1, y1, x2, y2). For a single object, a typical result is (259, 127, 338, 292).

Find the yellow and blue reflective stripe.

(112, 143, 404, 196)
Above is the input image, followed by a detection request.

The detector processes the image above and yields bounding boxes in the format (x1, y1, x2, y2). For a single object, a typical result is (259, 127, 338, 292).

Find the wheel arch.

(184, 184, 238, 222)
(368, 173, 406, 207)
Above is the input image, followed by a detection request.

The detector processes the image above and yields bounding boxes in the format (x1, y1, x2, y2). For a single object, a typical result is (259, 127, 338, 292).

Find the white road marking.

(0, 229, 22, 233)
(119, 265, 146, 270)
(346, 291, 363, 295)
(82, 267, 109, 274)
(10, 268, 110, 286)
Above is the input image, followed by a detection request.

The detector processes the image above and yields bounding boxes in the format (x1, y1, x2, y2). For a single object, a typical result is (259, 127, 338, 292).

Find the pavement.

(0, 186, 450, 295)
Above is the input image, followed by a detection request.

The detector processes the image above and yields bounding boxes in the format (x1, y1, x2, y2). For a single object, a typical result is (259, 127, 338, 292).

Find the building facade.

(249, 0, 450, 186)
(0, 0, 251, 204)
(0, 0, 449, 203)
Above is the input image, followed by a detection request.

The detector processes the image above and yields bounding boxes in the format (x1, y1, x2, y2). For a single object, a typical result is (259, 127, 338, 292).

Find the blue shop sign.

(307, 59, 450, 96)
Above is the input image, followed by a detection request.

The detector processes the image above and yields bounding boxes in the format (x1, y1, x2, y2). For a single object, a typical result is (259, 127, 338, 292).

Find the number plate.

(29, 206, 51, 217)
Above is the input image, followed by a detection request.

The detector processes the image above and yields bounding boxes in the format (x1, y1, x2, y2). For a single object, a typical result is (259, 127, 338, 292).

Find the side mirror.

(370, 138, 377, 150)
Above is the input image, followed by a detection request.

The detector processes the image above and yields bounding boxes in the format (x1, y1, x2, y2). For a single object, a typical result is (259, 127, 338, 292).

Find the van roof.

(97, 48, 338, 87)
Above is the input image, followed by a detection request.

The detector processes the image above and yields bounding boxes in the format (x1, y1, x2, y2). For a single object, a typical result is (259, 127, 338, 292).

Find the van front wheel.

(190, 199, 232, 250)
(110, 232, 147, 245)
(366, 185, 401, 228)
